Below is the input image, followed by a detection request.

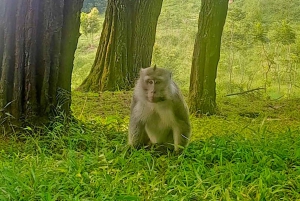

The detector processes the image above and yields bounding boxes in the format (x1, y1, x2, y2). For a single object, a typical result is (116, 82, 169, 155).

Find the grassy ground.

(1, 91, 300, 200)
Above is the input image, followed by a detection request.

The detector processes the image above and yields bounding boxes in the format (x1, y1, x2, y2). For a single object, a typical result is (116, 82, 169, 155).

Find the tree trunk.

(0, 0, 83, 127)
(189, 0, 229, 115)
(80, 0, 163, 92)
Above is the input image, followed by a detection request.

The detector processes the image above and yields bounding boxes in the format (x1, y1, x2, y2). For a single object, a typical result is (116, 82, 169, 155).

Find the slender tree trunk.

(189, 0, 229, 115)
(80, 0, 163, 92)
(229, 21, 235, 93)
(287, 45, 293, 97)
(0, 0, 83, 128)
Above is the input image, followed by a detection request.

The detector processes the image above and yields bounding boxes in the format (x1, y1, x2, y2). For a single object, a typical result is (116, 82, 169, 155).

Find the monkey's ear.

(139, 67, 145, 75)
(153, 64, 157, 71)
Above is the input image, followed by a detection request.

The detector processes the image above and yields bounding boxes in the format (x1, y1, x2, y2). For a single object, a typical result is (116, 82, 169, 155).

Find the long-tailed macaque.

(128, 65, 191, 151)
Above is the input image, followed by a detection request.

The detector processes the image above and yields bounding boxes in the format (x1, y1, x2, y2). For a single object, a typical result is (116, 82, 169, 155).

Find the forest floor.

(1, 91, 300, 200)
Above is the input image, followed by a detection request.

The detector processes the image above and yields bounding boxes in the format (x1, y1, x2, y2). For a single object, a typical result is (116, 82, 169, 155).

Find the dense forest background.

(75, 0, 300, 99)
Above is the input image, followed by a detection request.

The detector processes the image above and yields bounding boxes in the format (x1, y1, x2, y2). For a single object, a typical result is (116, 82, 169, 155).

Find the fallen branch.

(226, 87, 265, 97)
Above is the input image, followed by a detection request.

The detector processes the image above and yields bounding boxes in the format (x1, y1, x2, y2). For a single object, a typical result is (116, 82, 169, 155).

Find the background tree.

(252, 21, 273, 93)
(81, 7, 102, 46)
(80, 0, 163, 92)
(0, 0, 83, 127)
(224, 5, 245, 92)
(273, 20, 296, 95)
(189, 0, 229, 115)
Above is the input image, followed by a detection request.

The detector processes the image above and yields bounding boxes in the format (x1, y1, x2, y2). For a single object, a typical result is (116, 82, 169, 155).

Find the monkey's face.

(139, 67, 172, 103)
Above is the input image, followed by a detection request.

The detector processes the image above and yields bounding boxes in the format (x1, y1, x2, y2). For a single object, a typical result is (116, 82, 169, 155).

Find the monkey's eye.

(147, 80, 154, 85)
(155, 80, 161, 84)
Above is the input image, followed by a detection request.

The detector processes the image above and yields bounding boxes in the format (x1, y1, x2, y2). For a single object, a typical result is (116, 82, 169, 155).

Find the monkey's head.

(138, 65, 172, 103)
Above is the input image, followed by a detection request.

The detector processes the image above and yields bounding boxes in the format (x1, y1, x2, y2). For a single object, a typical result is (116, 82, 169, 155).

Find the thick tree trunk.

(0, 0, 83, 127)
(189, 0, 229, 115)
(80, 0, 163, 92)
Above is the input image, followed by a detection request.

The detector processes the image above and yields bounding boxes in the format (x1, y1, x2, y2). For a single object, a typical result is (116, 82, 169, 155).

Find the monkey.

(128, 65, 191, 152)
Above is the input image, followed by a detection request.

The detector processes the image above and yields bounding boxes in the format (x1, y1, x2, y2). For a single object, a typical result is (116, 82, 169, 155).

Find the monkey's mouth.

(148, 97, 166, 103)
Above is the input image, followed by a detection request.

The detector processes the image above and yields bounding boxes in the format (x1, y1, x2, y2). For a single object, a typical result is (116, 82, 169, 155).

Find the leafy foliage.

(80, 7, 102, 45)
(273, 20, 296, 45)
(252, 22, 268, 43)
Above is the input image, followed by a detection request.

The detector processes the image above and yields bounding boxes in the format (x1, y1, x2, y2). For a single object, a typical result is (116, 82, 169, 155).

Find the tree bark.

(189, 0, 229, 115)
(0, 0, 83, 127)
(80, 0, 163, 92)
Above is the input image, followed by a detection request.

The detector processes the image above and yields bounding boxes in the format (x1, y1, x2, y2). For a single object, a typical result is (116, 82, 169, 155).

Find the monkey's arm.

(172, 91, 191, 149)
(128, 119, 149, 148)
(128, 97, 150, 148)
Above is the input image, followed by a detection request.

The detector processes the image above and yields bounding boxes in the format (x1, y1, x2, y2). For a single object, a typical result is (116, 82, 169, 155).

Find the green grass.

(1, 92, 300, 200)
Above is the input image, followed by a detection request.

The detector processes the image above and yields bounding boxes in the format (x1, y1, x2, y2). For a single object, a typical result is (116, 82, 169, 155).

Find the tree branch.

(226, 87, 265, 97)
